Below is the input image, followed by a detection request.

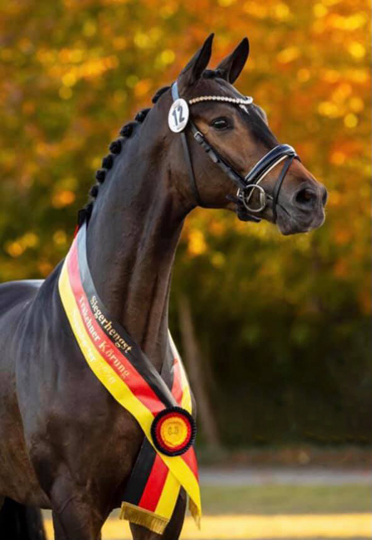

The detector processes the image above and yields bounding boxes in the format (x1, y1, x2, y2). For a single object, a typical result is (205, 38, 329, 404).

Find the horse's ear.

(178, 34, 214, 91)
(216, 37, 249, 84)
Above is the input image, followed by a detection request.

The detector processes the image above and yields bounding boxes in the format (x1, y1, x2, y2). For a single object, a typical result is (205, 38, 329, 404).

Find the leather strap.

(171, 84, 205, 207)
(244, 145, 297, 185)
(271, 155, 295, 223)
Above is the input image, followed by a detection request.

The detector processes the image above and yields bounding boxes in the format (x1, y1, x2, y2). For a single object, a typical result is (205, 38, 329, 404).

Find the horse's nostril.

(321, 187, 328, 207)
(295, 188, 316, 207)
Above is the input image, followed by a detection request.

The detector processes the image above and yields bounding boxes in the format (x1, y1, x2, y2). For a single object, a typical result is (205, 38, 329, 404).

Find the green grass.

(201, 484, 371, 515)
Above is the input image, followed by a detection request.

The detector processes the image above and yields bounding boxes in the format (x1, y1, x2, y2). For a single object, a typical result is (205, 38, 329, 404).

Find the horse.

(0, 34, 327, 540)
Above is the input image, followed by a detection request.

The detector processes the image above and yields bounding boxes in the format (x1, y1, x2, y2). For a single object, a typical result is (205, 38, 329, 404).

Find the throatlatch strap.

(171, 84, 205, 207)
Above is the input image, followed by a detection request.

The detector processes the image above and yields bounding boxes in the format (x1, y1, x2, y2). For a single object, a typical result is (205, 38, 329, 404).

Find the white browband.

(188, 95, 253, 106)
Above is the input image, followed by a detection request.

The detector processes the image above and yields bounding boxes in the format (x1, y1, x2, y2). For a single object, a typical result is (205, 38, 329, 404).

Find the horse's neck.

(84, 128, 188, 370)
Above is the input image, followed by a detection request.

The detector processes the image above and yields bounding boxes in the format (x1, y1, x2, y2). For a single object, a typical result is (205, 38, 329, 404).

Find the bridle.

(170, 82, 300, 223)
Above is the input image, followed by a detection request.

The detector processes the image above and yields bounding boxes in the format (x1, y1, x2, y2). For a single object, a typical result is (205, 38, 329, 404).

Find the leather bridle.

(171, 82, 300, 223)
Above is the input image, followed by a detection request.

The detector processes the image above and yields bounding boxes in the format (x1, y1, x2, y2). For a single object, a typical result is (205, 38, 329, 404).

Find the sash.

(58, 223, 201, 534)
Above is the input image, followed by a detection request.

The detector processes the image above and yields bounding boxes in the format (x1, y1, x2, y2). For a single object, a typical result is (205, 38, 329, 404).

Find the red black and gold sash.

(58, 223, 201, 534)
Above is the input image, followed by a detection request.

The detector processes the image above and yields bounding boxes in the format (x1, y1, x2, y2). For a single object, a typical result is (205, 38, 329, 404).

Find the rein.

(170, 82, 300, 222)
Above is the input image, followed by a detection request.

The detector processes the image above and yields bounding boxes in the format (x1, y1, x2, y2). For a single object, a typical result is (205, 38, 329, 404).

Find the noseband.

(170, 82, 300, 223)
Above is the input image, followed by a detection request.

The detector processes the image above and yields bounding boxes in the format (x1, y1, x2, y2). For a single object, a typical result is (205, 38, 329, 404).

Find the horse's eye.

(211, 118, 230, 130)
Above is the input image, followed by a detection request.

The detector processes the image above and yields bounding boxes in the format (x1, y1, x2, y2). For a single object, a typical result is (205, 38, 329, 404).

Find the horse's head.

(158, 34, 327, 235)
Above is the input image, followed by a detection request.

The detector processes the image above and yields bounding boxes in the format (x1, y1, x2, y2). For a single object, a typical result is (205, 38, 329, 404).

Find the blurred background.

(0, 0, 371, 538)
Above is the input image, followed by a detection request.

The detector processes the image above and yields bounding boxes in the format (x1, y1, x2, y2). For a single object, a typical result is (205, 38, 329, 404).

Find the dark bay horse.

(0, 35, 326, 540)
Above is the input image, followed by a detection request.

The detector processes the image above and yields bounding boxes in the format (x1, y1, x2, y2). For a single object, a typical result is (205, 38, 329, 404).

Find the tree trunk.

(178, 295, 221, 449)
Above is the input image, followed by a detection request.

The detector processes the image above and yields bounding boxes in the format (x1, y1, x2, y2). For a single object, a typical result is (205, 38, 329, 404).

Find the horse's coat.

(0, 35, 326, 540)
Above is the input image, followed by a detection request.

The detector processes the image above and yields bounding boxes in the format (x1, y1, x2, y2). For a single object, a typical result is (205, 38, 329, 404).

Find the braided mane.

(78, 70, 225, 226)
(77, 85, 170, 227)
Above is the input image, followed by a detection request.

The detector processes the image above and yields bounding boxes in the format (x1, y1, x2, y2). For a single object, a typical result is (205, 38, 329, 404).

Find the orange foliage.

(0, 0, 370, 306)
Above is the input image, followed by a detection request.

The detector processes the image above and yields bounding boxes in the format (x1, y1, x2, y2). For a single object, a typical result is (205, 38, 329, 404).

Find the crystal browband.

(189, 95, 253, 106)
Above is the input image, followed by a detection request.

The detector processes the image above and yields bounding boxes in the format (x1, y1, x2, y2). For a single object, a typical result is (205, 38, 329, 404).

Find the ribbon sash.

(58, 224, 201, 533)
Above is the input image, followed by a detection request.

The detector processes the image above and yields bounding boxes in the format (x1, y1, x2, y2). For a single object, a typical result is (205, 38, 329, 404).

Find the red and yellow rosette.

(152, 407, 196, 457)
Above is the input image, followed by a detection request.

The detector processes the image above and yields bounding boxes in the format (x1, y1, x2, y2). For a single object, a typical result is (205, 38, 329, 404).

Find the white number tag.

(168, 98, 189, 133)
